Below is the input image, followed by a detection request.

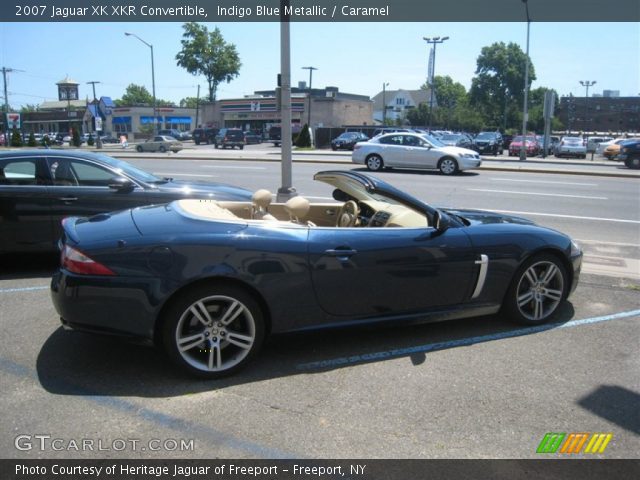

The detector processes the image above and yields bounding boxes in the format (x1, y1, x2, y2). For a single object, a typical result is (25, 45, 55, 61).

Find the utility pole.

(423, 36, 449, 131)
(2, 67, 23, 147)
(579, 80, 596, 132)
(382, 82, 389, 125)
(87, 80, 102, 149)
(519, 0, 531, 161)
(277, 0, 295, 202)
(195, 85, 200, 128)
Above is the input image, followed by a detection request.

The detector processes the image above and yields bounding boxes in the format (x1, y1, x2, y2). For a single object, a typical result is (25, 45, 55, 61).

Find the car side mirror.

(432, 210, 449, 233)
(108, 176, 134, 192)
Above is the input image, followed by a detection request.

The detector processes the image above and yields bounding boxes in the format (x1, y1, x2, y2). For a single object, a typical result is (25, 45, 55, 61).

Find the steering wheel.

(336, 200, 360, 227)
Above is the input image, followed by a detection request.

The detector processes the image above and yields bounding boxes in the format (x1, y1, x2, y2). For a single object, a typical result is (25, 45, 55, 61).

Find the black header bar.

(4, 0, 640, 22)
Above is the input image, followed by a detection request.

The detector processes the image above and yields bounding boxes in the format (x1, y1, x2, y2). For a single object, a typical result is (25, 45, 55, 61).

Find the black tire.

(136, 145, 143, 153)
(625, 156, 640, 169)
(195, 141, 200, 145)
(365, 154, 384, 172)
(159, 146, 167, 153)
(438, 157, 459, 175)
(162, 285, 265, 379)
(214, 143, 219, 149)
(331, 146, 337, 151)
(502, 253, 568, 325)
(239, 145, 244, 150)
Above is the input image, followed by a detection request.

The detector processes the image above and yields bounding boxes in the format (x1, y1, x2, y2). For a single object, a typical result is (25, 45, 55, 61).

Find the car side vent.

(370, 211, 391, 227)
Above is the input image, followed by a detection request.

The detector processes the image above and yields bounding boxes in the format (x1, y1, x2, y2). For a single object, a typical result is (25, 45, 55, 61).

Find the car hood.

(441, 207, 536, 226)
(440, 146, 478, 156)
(152, 179, 252, 201)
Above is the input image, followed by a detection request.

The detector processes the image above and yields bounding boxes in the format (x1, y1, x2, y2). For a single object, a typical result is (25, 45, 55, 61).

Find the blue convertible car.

(51, 171, 582, 378)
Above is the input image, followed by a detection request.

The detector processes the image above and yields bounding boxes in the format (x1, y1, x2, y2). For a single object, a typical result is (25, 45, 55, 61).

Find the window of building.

(396, 98, 405, 105)
(164, 116, 192, 132)
(112, 116, 132, 134)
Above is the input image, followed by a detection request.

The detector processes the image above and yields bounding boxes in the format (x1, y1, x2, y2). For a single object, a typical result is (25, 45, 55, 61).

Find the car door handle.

(324, 248, 358, 259)
(57, 196, 78, 202)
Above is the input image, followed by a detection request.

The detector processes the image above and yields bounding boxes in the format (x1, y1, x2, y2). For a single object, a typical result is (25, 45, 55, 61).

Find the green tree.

(295, 124, 312, 148)
(20, 104, 39, 113)
(27, 132, 37, 147)
(180, 97, 199, 108)
(470, 42, 536, 130)
(117, 84, 154, 106)
(176, 23, 241, 102)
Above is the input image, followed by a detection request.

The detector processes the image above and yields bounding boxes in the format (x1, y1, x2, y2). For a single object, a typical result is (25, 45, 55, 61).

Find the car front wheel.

(159, 146, 167, 153)
(625, 156, 640, 169)
(438, 157, 459, 175)
(162, 285, 265, 379)
(136, 145, 143, 152)
(365, 154, 384, 171)
(503, 254, 568, 325)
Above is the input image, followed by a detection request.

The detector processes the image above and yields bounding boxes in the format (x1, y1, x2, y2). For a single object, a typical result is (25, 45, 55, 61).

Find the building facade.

(557, 95, 640, 134)
(371, 88, 433, 124)
(199, 86, 372, 133)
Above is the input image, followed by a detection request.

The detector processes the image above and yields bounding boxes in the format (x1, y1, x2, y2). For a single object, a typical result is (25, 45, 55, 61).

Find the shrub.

(295, 124, 312, 148)
(71, 128, 81, 147)
(10, 129, 22, 147)
(87, 134, 95, 146)
(27, 132, 37, 147)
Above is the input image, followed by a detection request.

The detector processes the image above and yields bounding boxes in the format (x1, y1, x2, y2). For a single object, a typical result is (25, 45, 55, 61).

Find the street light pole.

(87, 80, 102, 149)
(125, 32, 157, 134)
(519, 0, 531, 161)
(382, 82, 389, 125)
(579, 80, 596, 132)
(423, 36, 449, 132)
(301, 66, 317, 128)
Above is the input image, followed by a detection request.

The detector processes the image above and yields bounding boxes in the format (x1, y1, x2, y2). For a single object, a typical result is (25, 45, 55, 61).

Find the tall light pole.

(382, 82, 389, 125)
(125, 32, 157, 134)
(301, 66, 317, 128)
(423, 36, 449, 131)
(87, 80, 102, 149)
(579, 80, 596, 132)
(519, 0, 531, 161)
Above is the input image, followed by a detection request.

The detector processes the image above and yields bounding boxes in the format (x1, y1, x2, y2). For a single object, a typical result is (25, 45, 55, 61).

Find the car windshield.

(512, 136, 536, 142)
(441, 134, 461, 141)
(563, 138, 583, 144)
(476, 133, 496, 140)
(418, 134, 445, 147)
(90, 153, 161, 183)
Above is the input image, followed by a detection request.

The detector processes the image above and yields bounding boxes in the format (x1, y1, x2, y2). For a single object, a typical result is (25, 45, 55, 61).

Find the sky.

(1, 21, 638, 109)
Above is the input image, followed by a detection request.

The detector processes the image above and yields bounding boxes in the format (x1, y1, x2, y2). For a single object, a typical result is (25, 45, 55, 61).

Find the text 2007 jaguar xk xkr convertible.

(51, 171, 582, 378)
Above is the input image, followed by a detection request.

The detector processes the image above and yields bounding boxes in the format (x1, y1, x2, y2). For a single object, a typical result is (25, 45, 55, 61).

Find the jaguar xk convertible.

(51, 171, 582, 378)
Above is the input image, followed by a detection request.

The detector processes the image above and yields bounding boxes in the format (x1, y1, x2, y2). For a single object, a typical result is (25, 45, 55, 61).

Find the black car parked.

(331, 132, 369, 151)
(0, 150, 251, 253)
(192, 127, 218, 145)
(243, 130, 263, 144)
(618, 139, 640, 169)
(473, 132, 503, 155)
(214, 128, 246, 149)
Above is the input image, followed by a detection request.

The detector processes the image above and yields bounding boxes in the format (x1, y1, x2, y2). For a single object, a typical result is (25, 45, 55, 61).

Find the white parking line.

(296, 309, 640, 371)
(468, 189, 607, 200)
(201, 165, 267, 170)
(488, 209, 640, 224)
(154, 173, 219, 178)
(576, 239, 640, 247)
(0, 286, 48, 294)
(489, 178, 598, 186)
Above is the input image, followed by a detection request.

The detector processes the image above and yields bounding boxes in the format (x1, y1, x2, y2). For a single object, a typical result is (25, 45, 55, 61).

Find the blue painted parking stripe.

(0, 286, 49, 293)
(296, 309, 640, 371)
(0, 357, 297, 459)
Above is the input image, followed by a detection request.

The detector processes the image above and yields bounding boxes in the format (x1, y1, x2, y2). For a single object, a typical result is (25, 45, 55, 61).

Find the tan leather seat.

(252, 189, 277, 221)
(284, 196, 313, 225)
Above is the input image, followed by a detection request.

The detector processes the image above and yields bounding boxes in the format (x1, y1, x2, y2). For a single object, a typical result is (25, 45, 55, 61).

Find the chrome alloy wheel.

(515, 261, 564, 322)
(439, 158, 458, 175)
(175, 295, 256, 373)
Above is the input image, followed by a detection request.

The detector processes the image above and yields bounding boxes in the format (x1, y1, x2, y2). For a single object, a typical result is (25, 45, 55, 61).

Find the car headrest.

(252, 189, 272, 210)
(284, 196, 310, 221)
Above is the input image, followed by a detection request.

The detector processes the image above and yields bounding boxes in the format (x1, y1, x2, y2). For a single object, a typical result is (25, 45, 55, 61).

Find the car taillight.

(61, 245, 115, 276)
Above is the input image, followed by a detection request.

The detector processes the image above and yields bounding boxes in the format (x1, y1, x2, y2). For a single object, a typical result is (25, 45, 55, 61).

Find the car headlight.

(461, 153, 476, 158)
(570, 240, 581, 256)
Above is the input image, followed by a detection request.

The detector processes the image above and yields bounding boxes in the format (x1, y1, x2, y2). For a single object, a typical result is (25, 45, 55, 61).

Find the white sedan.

(352, 132, 481, 175)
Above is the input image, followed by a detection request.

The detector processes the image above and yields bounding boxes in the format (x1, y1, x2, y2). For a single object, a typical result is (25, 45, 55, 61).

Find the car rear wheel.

(162, 285, 265, 379)
(438, 157, 459, 175)
(365, 154, 384, 171)
(136, 145, 143, 152)
(503, 254, 568, 325)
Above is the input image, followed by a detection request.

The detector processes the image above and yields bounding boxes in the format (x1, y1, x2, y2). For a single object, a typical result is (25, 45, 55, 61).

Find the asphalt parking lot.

(1, 252, 639, 459)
